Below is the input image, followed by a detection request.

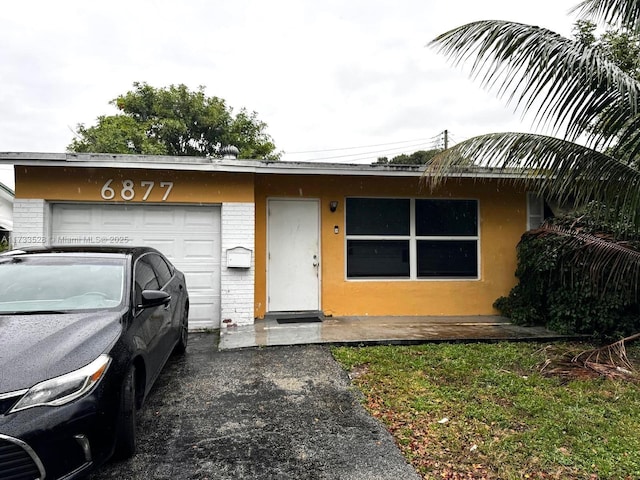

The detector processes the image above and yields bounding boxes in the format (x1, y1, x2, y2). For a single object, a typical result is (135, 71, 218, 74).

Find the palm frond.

(535, 223, 640, 299)
(424, 132, 640, 230)
(572, 0, 640, 31)
(429, 21, 640, 147)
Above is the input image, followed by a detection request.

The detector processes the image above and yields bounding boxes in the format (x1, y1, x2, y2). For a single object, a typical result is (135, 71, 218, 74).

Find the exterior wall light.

(329, 201, 339, 212)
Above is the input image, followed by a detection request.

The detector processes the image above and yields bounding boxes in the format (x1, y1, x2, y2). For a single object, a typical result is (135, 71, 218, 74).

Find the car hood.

(0, 311, 123, 393)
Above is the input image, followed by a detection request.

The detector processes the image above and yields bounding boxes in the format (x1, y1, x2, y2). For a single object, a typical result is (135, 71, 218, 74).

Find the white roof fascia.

(0, 152, 525, 179)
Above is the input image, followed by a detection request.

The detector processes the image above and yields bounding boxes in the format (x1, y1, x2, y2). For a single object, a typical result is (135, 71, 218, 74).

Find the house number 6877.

(100, 179, 174, 201)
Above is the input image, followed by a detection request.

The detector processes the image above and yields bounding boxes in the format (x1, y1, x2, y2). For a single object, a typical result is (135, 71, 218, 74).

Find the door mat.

(276, 316, 323, 324)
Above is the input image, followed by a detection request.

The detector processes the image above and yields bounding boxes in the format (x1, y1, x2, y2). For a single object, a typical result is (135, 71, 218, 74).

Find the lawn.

(332, 342, 640, 480)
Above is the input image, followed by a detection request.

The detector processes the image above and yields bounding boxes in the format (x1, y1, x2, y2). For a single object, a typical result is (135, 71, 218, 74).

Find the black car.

(0, 246, 189, 480)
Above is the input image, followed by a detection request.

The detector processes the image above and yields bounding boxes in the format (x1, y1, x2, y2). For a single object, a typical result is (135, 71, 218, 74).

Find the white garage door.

(51, 203, 221, 330)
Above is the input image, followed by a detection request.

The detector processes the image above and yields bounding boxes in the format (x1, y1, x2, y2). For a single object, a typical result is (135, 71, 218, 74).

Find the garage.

(51, 203, 221, 330)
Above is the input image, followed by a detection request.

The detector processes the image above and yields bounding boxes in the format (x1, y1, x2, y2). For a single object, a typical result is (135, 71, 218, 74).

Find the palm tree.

(427, 0, 640, 296)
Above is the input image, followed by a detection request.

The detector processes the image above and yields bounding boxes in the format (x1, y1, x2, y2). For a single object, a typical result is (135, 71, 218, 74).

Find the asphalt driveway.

(87, 333, 419, 480)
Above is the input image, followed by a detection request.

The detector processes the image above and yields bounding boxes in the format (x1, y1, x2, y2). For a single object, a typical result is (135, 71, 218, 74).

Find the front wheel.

(114, 365, 137, 459)
(174, 304, 189, 355)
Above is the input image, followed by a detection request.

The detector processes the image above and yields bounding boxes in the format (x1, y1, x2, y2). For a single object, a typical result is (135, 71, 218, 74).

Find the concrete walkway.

(219, 315, 565, 350)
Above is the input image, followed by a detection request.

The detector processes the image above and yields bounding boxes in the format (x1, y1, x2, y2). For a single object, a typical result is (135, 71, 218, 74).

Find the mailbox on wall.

(226, 246, 252, 268)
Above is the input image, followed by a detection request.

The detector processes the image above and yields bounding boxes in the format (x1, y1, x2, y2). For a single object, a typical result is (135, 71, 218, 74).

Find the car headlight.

(10, 354, 111, 413)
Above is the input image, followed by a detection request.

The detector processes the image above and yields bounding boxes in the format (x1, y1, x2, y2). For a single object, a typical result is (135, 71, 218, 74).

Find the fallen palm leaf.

(538, 334, 640, 380)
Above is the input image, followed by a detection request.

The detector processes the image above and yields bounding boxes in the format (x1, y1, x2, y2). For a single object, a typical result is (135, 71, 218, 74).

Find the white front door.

(267, 199, 320, 312)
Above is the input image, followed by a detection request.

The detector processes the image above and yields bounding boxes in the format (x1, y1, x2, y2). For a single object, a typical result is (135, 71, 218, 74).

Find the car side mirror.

(138, 290, 171, 310)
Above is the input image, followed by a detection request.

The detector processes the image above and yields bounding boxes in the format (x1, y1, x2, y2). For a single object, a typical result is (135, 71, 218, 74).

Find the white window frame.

(345, 197, 480, 281)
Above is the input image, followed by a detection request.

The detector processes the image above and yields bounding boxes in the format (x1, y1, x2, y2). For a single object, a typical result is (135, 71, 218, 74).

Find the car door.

(146, 253, 181, 354)
(133, 255, 169, 384)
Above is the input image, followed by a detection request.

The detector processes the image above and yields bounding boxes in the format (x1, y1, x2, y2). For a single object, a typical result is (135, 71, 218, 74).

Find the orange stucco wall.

(15, 166, 254, 203)
(254, 174, 526, 318)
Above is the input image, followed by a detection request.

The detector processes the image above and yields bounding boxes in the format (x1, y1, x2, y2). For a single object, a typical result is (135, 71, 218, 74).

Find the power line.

(286, 141, 437, 162)
(281, 130, 459, 163)
(304, 148, 432, 163)
(285, 134, 443, 154)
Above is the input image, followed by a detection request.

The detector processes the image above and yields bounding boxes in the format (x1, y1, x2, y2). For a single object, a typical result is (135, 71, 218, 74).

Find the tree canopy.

(427, 0, 640, 300)
(573, 19, 640, 81)
(573, 19, 640, 165)
(68, 82, 280, 160)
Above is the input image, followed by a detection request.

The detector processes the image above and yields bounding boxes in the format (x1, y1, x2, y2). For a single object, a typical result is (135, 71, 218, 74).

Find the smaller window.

(416, 199, 477, 236)
(148, 254, 173, 287)
(347, 240, 410, 278)
(527, 193, 545, 230)
(417, 240, 478, 278)
(134, 259, 160, 306)
(346, 198, 410, 236)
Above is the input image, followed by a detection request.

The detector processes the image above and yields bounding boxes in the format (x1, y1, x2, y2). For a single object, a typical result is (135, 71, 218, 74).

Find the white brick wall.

(12, 199, 49, 247)
(220, 202, 255, 326)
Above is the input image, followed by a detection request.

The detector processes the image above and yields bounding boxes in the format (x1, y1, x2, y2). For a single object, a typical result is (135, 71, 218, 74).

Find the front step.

(265, 311, 325, 323)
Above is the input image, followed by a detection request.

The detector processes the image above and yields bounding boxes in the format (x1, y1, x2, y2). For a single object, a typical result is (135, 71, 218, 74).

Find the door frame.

(266, 197, 321, 312)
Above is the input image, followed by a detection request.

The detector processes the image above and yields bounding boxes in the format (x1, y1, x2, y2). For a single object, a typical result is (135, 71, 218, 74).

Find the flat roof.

(0, 151, 520, 179)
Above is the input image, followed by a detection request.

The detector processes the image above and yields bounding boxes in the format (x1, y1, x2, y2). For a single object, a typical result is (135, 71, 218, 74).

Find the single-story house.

(0, 181, 14, 245)
(0, 152, 544, 331)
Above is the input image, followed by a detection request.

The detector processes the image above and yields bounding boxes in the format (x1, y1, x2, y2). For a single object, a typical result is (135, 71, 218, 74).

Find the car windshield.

(0, 255, 126, 313)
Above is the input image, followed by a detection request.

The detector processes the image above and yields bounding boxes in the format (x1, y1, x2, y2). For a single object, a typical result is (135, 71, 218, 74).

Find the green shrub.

(494, 207, 640, 339)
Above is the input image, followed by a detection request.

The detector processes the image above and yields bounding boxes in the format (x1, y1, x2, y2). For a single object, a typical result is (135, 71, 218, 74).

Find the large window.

(346, 198, 479, 279)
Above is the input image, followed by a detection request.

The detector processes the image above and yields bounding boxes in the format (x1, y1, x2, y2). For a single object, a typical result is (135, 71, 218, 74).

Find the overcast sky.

(0, 0, 580, 189)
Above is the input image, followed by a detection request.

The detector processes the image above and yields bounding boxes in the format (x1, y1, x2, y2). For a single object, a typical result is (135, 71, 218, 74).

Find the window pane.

(417, 240, 477, 278)
(346, 198, 410, 235)
(527, 193, 545, 230)
(347, 240, 410, 277)
(416, 199, 477, 236)
(135, 259, 160, 305)
(148, 253, 173, 287)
